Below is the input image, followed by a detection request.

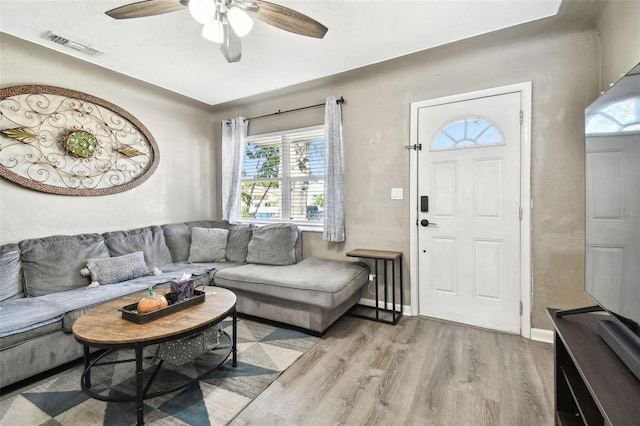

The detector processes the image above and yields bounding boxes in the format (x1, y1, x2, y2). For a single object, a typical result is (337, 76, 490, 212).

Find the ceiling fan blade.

(221, 16, 242, 63)
(106, 0, 186, 20)
(252, 0, 328, 39)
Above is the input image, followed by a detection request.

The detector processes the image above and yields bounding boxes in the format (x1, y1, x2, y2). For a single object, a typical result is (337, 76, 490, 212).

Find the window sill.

(236, 220, 323, 233)
(296, 225, 323, 233)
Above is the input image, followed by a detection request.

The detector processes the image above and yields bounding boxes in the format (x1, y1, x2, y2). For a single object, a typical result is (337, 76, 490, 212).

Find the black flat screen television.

(558, 62, 640, 381)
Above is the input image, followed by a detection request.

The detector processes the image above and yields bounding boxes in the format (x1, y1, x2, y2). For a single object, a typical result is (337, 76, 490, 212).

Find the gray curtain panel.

(323, 96, 345, 242)
(221, 116, 248, 222)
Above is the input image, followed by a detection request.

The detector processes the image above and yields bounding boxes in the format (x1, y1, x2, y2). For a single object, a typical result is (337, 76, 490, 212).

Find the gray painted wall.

(597, 0, 640, 91)
(0, 34, 217, 243)
(212, 20, 602, 330)
(1, 1, 638, 331)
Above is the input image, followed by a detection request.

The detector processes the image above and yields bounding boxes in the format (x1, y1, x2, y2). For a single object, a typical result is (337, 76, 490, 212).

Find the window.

(240, 125, 325, 227)
(586, 95, 640, 135)
(431, 116, 503, 151)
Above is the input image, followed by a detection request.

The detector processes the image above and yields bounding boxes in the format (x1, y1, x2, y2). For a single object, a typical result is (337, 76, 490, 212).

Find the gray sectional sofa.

(0, 220, 369, 390)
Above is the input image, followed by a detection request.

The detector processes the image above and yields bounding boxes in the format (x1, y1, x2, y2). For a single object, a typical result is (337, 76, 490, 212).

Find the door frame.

(408, 82, 532, 338)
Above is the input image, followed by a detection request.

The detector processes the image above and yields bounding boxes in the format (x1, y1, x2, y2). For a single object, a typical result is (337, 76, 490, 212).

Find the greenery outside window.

(240, 125, 325, 228)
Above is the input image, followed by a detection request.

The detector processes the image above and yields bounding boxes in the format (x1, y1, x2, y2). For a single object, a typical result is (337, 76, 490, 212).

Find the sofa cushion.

(19, 234, 110, 297)
(0, 244, 23, 302)
(226, 224, 253, 263)
(186, 220, 229, 230)
(162, 223, 191, 263)
(188, 227, 228, 262)
(213, 257, 368, 309)
(193, 261, 245, 272)
(103, 226, 172, 269)
(246, 223, 301, 265)
(0, 262, 217, 338)
(86, 251, 149, 285)
(0, 320, 62, 351)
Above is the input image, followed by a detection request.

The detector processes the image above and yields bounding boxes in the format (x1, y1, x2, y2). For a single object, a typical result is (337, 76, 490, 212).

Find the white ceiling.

(0, 0, 562, 106)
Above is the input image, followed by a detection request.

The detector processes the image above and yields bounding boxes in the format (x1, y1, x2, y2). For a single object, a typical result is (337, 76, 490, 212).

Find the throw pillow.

(85, 251, 149, 285)
(188, 227, 228, 263)
(246, 223, 300, 265)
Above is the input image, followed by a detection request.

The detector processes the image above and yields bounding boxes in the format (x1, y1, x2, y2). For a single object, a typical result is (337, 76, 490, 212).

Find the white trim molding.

(531, 328, 554, 344)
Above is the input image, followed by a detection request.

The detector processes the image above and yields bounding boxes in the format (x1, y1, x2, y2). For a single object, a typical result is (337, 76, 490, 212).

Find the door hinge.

(520, 301, 523, 315)
(404, 143, 422, 151)
(519, 206, 523, 221)
(519, 110, 524, 124)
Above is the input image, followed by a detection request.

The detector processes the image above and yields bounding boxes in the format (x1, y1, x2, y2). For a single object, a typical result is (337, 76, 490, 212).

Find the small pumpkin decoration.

(137, 286, 168, 314)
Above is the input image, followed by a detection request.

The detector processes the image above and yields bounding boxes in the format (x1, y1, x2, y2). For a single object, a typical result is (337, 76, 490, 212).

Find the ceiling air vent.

(42, 31, 105, 57)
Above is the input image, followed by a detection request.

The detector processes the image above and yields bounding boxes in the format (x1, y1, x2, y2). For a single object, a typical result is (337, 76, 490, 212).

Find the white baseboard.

(358, 298, 412, 316)
(530, 328, 554, 343)
(355, 301, 555, 343)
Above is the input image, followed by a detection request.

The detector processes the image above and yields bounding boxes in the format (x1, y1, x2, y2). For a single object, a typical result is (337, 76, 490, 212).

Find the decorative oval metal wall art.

(0, 85, 159, 196)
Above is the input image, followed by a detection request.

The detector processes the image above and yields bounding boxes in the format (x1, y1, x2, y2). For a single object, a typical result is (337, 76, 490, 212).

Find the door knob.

(420, 219, 437, 227)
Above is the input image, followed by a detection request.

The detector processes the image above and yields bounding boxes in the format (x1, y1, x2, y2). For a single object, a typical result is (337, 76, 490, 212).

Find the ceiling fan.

(106, 0, 328, 63)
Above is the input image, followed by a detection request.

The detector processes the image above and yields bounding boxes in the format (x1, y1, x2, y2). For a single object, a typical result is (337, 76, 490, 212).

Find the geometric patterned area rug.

(0, 318, 319, 426)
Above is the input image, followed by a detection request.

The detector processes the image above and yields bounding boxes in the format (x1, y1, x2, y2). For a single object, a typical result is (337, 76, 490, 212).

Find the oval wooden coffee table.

(73, 287, 237, 426)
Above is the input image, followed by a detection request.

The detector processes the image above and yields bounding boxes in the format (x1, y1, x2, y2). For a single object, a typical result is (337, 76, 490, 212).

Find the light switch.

(391, 188, 403, 200)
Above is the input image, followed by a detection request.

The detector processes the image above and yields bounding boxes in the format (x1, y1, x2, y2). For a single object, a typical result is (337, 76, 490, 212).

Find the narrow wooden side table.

(346, 249, 403, 325)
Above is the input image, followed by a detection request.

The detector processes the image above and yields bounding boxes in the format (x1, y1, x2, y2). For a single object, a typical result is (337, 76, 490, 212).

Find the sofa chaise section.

(214, 257, 369, 334)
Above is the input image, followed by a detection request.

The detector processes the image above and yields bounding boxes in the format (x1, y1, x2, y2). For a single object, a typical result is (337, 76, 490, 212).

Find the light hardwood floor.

(231, 315, 554, 426)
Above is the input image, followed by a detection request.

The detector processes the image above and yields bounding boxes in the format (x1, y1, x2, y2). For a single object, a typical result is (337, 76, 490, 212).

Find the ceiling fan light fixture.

(227, 6, 253, 37)
(202, 15, 225, 44)
(105, 0, 328, 63)
(189, 0, 216, 24)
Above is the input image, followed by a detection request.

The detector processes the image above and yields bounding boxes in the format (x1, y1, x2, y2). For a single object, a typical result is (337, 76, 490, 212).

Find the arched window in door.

(586, 95, 640, 135)
(431, 116, 504, 151)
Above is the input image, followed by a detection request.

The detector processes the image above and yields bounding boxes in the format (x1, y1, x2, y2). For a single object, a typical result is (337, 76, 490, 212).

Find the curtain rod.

(243, 96, 344, 122)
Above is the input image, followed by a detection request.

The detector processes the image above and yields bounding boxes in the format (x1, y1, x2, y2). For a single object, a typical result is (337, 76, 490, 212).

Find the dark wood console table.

(547, 308, 640, 425)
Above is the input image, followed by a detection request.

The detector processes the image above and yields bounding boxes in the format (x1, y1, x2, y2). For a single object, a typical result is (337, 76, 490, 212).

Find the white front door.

(416, 91, 522, 333)
(585, 135, 640, 317)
